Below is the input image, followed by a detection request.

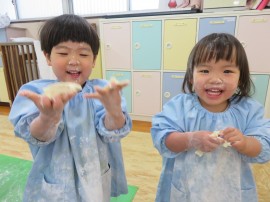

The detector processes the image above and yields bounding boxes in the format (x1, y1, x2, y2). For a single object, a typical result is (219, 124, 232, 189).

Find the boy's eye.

(80, 54, 89, 57)
(58, 52, 68, 56)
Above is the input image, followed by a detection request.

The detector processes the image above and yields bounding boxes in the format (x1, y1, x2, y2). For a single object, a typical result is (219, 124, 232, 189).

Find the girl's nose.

(210, 77, 223, 84)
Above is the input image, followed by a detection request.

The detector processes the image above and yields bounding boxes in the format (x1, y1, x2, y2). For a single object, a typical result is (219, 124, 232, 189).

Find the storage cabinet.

(0, 68, 9, 103)
(198, 16, 236, 40)
(102, 22, 131, 70)
(162, 72, 185, 105)
(163, 19, 197, 71)
(132, 20, 162, 70)
(100, 10, 270, 120)
(236, 15, 270, 73)
(133, 71, 161, 115)
(251, 74, 270, 106)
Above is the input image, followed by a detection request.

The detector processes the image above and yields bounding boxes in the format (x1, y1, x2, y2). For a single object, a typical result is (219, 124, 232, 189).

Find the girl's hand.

(188, 131, 224, 152)
(221, 127, 247, 152)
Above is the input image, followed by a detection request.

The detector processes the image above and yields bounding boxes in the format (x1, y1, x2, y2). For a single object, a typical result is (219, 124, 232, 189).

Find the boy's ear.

(92, 55, 97, 68)
(43, 52, 52, 66)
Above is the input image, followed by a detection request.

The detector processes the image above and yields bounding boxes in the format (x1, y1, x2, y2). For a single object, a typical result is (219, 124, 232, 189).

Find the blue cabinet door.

(198, 17, 236, 41)
(132, 20, 162, 70)
(251, 74, 269, 106)
(162, 72, 185, 105)
(106, 70, 132, 113)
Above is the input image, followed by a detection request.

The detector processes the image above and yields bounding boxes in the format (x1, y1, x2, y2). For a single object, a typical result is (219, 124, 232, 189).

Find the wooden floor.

(0, 105, 161, 202)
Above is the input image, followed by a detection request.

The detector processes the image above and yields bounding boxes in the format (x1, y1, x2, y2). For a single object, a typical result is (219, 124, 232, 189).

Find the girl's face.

(45, 41, 96, 85)
(192, 59, 240, 112)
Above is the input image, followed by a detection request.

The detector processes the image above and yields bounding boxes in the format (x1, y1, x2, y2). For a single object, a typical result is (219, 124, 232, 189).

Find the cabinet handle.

(140, 24, 153, 28)
(105, 44, 111, 50)
(134, 42, 141, 49)
(174, 22, 186, 26)
(141, 74, 152, 78)
(135, 90, 141, 96)
(209, 20, 225, 24)
(164, 92, 171, 98)
(111, 25, 122, 29)
(171, 75, 184, 79)
(251, 18, 267, 23)
(112, 73, 124, 77)
(166, 42, 172, 49)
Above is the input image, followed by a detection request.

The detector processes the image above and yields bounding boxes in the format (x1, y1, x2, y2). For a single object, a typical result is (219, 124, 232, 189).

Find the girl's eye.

(200, 70, 209, 74)
(224, 70, 232, 74)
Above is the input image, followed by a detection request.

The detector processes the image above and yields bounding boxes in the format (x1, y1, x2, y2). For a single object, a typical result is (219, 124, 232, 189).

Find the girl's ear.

(43, 52, 51, 66)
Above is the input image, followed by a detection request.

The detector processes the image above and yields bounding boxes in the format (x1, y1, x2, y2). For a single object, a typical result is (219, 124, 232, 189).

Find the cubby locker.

(132, 20, 162, 70)
(198, 16, 236, 41)
(251, 74, 270, 106)
(0, 68, 9, 103)
(163, 18, 197, 71)
(237, 15, 270, 73)
(102, 22, 131, 70)
(133, 71, 161, 115)
(162, 72, 185, 106)
(105, 70, 132, 113)
(90, 51, 103, 79)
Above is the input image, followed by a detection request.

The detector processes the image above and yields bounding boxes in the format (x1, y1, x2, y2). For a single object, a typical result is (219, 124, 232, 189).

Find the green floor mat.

(0, 154, 138, 202)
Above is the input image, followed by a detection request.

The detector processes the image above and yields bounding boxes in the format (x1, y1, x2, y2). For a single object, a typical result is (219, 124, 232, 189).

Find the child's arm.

(19, 90, 76, 142)
(84, 78, 129, 130)
(221, 127, 262, 157)
(165, 131, 223, 153)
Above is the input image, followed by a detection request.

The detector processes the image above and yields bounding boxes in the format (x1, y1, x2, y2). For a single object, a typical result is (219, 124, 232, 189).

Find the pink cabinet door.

(102, 22, 131, 69)
(237, 15, 270, 73)
(133, 72, 161, 115)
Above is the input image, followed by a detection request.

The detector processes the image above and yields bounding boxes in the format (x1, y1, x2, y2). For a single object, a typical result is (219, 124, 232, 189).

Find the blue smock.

(151, 93, 270, 202)
(9, 79, 132, 202)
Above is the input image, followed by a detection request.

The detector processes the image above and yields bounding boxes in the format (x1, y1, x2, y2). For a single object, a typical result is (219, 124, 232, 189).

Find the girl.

(151, 33, 270, 202)
(9, 14, 132, 202)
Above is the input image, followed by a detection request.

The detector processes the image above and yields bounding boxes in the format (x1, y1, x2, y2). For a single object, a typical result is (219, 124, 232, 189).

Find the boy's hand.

(84, 78, 129, 130)
(84, 79, 129, 114)
(19, 90, 77, 122)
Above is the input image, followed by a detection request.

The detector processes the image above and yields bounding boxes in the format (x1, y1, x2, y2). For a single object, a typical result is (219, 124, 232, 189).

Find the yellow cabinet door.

(163, 18, 197, 71)
(0, 68, 9, 103)
(89, 51, 103, 79)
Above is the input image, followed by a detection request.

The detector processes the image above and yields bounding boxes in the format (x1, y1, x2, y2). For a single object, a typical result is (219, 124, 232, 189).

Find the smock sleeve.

(8, 80, 64, 146)
(90, 79, 132, 142)
(240, 99, 270, 163)
(151, 94, 187, 158)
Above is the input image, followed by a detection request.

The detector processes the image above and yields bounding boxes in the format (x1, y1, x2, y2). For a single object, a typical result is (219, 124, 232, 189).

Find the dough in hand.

(43, 82, 82, 99)
(195, 131, 231, 157)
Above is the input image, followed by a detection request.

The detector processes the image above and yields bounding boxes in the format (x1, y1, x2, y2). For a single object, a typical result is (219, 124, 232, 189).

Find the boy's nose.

(68, 57, 80, 65)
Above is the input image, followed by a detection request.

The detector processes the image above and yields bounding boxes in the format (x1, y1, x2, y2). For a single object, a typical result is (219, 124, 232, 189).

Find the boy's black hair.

(182, 33, 254, 102)
(39, 14, 99, 56)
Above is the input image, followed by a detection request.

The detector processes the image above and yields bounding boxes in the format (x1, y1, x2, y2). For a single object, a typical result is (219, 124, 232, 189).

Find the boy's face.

(192, 59, 240, 112)
(45, 41, 96, 85)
